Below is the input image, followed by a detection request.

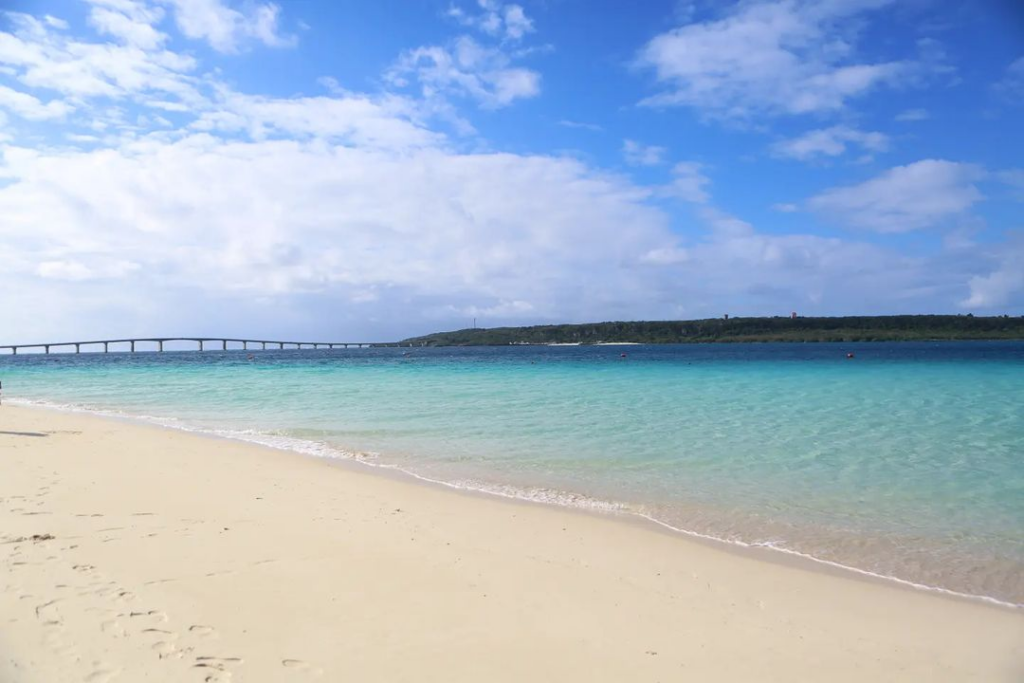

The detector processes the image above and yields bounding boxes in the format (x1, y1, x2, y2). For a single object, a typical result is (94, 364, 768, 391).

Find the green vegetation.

(400, 315, 1024, 346)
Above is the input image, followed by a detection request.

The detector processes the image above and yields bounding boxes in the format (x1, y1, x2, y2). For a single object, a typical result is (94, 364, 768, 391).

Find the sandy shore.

(1, 405, 1021, 682)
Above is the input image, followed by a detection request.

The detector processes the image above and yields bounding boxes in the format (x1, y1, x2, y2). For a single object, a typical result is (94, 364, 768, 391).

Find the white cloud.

(4, 131, 986, 339)
(164, 0, 294, 53)
(44, 16, 70, 30)
(961, 233, 1024, 309)
(0, 10, 200, 110)
(0, 83, 73, 120)
(558, 119, 602, 132)
(772, 125, 888, 160)
(622, 139, 666, 166)
(636, 0, 925, 119)
(665, 162, 710, 203)
(772, 202, 799, 212)
(0, 3, 1019, 341)
(0, 134, 683, 329)
(388, 35, 540, 109)
(452, 299, 536, 318)
(808, 159, 985, 232)
(191, 90, 441, 149)
(502, 5, 534, 41)
(447, 1, 535, 42)
(895, 107, 928, 121)
(392, 1, 542, 111)
(640, 246, 690, 265)
(37, 258, 141, 281)
(87, 0, 168, 50)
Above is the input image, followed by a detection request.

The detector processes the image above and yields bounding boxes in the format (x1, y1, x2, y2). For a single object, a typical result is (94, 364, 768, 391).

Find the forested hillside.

(400, 316, 1024, 346)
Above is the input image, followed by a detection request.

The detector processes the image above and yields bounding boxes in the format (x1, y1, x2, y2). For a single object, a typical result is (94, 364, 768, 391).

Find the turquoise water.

(2, 342, 1022, 605)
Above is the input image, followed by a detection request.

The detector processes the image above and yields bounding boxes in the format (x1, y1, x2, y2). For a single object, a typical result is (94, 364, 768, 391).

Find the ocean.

(2, 341, 1022, 606)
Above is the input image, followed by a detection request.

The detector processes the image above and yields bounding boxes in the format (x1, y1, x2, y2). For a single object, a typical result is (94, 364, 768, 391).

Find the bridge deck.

(0, 338, 406, 354)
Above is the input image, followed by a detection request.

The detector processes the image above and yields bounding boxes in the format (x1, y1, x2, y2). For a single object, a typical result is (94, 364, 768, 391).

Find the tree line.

(400, 315, 1024, 346)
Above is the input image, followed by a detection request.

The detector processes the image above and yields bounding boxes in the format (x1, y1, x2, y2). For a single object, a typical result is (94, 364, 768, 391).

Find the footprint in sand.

(129, 609, 170, 626)
(43, 629, 78, 659)
(282, 659, 324, 677)
(138, 627, 183, 659)
(100, 619, 126, 638)
(193, 655, 243, 681)
(151, 639, 184, 659)
(189, 624, 217, 638)
(35, 599, 62, 626)
(84, 666, 122, 682)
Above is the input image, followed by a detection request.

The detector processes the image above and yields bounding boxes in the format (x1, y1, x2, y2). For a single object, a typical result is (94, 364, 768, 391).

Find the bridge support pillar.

(198, 340, 203, 351)
(158, 341, 163, 352)
(12, 347, 16, 355)
(243, 341, 248, 350)
(130, 341, 135, 352)
(75, 343, 80, 354)
(45, 345, 50, 354)
(222, 340, 227, 351)
(262, 342, 266, 350)
(103, 342, 108, 353)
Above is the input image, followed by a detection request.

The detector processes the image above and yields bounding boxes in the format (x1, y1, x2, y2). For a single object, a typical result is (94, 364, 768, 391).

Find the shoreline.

(1, 403, 1022, 681)
(8, 397, 1022, 612)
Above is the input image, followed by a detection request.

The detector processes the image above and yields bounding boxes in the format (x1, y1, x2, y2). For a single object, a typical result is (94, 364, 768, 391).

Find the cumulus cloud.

(86, 0, 168, 50)
(772, 125, 888, 160)
(164, 0, 294, 53)
(447, 1, 535, 42)
(388, 0, 543, 111)
(0, 133, 689, 330)
(961, 233, 1024, 309)
(622, 139, 666, 166)
(0, 2, 1020, 343)
(635, 0, 932, 120)
(0, 83, 73, 120)
(0, 9, 200, 114)
(387, 35, 540, 109)
(808, 159, 985, 232)
(665, 162, 711, 203)
(190, 90, 441, 149)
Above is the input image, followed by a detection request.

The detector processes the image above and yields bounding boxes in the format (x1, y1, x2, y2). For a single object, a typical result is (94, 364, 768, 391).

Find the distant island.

(400, 315, 1024, 346)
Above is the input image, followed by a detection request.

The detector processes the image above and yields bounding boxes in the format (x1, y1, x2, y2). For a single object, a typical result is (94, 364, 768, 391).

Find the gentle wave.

(10, 396, 1020, 610)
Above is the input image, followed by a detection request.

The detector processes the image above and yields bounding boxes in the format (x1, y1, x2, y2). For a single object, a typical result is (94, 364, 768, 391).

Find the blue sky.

(0, 0, 1022, 342)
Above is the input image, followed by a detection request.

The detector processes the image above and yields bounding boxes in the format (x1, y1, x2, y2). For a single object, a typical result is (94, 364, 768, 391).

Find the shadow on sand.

(0, 431, 48, 437)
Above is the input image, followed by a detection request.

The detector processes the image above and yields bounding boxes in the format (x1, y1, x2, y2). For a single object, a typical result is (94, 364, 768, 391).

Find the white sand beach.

(1, 404, 1021, 682)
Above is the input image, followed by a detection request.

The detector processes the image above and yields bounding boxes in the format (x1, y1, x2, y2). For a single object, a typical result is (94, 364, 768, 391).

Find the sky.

(0, 0, 1022, 343)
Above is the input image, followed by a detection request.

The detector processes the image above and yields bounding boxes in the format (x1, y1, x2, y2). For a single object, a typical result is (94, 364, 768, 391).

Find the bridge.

(0, 337, 410, 355)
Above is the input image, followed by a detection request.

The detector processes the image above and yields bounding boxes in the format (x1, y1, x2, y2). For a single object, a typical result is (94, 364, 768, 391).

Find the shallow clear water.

(2, 342, 1022, 605)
